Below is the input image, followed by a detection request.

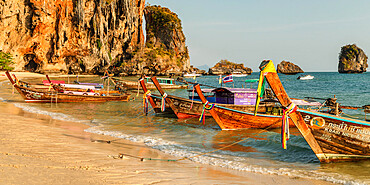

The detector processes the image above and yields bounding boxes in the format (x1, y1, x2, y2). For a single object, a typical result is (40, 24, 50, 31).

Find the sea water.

(0, 72, 369, 185)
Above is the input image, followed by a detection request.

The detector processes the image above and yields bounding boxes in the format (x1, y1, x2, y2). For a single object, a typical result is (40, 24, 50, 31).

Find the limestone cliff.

(0, 0, 146, 74)
(116, 5, 189, 76)
(338, 44, 368, 73)
(276, 61, 304, 74)
(208, 59, 252, 75)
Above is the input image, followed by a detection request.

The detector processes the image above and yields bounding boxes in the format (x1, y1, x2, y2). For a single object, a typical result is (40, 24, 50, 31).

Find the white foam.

(12, 103, 89, 124)
(85, 126, 365, 185)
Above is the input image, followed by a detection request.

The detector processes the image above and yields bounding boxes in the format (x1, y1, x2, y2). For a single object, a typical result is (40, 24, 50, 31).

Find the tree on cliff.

(338, 44, 368, 73)
(122, 5, 190, 76)
(0, 52, 14, 71)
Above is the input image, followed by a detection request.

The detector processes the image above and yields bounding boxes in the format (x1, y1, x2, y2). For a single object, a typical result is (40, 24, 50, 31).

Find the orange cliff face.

(0, 0, 145, 74)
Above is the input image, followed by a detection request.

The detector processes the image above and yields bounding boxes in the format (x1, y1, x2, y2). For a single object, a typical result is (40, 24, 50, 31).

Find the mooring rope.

(341, 112, 360, 119)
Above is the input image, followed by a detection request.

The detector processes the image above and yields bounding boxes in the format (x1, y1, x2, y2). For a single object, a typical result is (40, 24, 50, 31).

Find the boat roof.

(213, 87, 256, 93)
(245, 79, 259, 83)
(291, 99, 321, 106)
(189, 87, 257, 93)
(145, 77, 174, 81)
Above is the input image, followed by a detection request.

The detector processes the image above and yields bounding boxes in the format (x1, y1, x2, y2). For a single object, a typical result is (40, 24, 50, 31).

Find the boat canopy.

(245, 79, 259, 83)
(291, 99, 321, 106)
(145, 77, 174, 85)
(188, 87, 257, 93)
(43, 80, 65, 85)
(212, 87, 256, 94)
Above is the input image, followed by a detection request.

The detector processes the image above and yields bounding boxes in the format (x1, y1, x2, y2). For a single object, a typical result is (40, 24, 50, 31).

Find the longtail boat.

(5, 72, 130, 103)
(11, 74, 114, 93)
(114, 76, 188, 91)
(193, 84, 297, 130)
(149, 77, 287, 130)
(258, 60, 370, 162)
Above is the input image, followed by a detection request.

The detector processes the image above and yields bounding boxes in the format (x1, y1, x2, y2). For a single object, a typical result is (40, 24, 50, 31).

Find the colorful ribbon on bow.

(199, 101, 215, 124)
(12, 74, 19, 85)
(161, 93, 167, 112)
(282, 102, 298, 149)
(48, 82, 53, 91)
(143, 90, 151, 115)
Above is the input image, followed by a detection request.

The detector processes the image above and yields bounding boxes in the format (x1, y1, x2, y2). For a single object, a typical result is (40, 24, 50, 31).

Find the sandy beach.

(0, 72, 334, 185)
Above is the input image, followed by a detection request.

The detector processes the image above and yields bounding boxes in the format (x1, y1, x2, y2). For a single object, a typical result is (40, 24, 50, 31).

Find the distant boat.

(183, 72, 202, 78)
(297, 75, 314, 80)
(231, 72, 248, 77)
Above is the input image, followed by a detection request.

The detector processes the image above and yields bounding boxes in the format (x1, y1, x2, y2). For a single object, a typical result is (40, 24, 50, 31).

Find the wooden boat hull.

(151, 94, 211, 118)
(207, 105, 294, 130)
(14, 85, 130, 103)
(298, 110, 370, 162)
(147, 94, 174, 114)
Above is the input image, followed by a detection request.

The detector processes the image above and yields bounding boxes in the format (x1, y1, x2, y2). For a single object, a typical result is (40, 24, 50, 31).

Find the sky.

(146, 0, 370, 72)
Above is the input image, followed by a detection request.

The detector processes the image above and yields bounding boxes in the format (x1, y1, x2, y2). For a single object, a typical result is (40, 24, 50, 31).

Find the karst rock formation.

(0, 0, 189, 75)
(276, 61, 304, 74)
(338, 44, 368, 73)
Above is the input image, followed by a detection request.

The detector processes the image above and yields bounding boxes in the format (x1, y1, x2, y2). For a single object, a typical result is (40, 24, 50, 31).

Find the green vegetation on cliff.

(338, 44, 368, 72)
(145, 5, 182, 31)
(215, 59, 235, 67)
(0, 52, 14, 71)
(339, 44, 360, 62)
(214, 59, 245, 69)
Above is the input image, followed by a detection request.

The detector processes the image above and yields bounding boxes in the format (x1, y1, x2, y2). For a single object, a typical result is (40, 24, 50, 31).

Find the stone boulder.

(338, 44, 368, 73)
(276, 61, 304, 74)
(208, 59, 252, 75)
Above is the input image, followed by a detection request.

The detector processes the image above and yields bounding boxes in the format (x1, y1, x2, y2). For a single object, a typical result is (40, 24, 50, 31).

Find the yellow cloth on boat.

(260, 60, 277, 74)
(254, 60, 277, 115)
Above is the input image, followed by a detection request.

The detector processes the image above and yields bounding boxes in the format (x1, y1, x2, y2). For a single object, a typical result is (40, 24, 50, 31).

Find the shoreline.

(0, 72, 334, 184)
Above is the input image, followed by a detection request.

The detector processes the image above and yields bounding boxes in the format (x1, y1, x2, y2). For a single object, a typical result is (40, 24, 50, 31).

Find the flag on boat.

(222, 75, 233, 83)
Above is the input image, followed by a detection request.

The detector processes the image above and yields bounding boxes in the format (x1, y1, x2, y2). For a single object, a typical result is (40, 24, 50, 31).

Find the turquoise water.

(0, 72, 369, 185)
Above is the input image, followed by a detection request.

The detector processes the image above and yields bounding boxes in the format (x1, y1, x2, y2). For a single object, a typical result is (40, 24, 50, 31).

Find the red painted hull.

(210, 105, 294, 130)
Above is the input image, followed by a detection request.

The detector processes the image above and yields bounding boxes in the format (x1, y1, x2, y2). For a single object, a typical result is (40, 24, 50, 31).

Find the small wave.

(12, 103, 90, 124)
(85, 126, 365, 185)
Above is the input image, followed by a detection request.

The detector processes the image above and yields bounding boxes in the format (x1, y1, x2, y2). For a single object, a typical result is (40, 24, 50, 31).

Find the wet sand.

(0, 72, 334, 184)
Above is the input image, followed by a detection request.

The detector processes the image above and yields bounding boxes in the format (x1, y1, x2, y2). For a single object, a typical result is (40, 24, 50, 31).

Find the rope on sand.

(116, 153, 177, 162)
